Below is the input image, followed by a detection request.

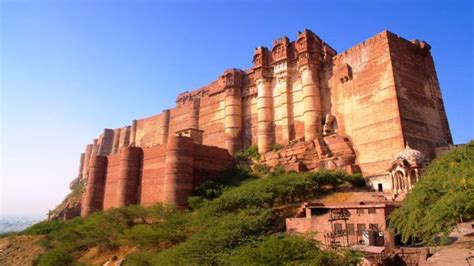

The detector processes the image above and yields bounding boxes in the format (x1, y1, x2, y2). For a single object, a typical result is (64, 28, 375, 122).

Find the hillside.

(14, 168, 365, 265)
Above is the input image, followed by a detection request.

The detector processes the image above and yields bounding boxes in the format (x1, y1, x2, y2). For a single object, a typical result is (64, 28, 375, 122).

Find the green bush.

(123, 251, 155, 266)
(197, 170, 361, 216)
(37, 248, 73, 266)
(0, 231, 17, 238)
(193, 165, 253, 201)
(152, 208, 273, 265)
(24, 169, 363, 264)
(225, 234, 321, 265)
(271, 143, 284, 152)
(235, 145, 260, 161)
(21, 220, 66, 236)
(225, 234, 361, 266)
(121, 207, 189, 249)
(389, 141, 474, 245)
(253, 163, 271, 175)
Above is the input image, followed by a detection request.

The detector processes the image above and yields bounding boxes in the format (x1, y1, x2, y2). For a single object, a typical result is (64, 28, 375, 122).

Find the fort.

(56, 29, 452, 219)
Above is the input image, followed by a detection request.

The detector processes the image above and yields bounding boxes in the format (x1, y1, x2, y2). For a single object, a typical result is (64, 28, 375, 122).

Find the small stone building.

(286, 201, 399, 248)
(367, 145, 425, 199)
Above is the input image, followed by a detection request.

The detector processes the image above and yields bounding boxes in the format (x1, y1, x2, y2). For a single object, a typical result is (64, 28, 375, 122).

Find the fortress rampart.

(71, 29, 451, 217)
(81, 135, 233, 216)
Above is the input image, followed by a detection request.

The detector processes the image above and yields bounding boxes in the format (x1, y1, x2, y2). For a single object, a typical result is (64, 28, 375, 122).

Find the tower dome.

(394, 144, 424, 166)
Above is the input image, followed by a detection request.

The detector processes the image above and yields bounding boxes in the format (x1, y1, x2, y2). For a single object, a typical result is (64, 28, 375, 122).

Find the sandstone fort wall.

(76, 29, 452, 198)
(81, 136, 233, 216)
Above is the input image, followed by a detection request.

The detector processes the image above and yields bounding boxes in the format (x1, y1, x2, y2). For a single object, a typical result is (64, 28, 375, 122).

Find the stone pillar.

(163, 136, 194, 207)
(112, 128, 121, 154)
(77, 153, 85, 179)
(97, 129, 114, 156)
(159, 109, 171, 145)
(221, 69, 243, 154)
(275, 71, 292, 145)
(130, 120, 138, 147)
(257, 78, 273, 153)
(116, 147, 141, 207)
(118, 126, 131, 151)
(224, 89, 242, 154)
(81, 156, 107, 216)
(82, 144, 93, 179)
(300, 65, 322, 141)
(91, 139, 99, 159)
(190, 98, 200, 129)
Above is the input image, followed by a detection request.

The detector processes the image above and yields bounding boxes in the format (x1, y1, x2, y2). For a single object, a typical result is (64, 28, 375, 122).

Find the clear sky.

(1, 0, 473, 218)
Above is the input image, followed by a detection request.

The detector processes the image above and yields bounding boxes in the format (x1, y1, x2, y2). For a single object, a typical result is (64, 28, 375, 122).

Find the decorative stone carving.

(323, 114, 336, 136)
(241, 86, 257, 97)
(388, 144, 425, 196)
(272, 36, 289, 62)
(253, 46, 269, 69)
(337, 63, 353, 83)
(221, 68, 243, 89)
(176, 89, 208, 106)
(225, 87, 241, 97)
(295, 29, 323, 67)
(274, 61, 288, 76)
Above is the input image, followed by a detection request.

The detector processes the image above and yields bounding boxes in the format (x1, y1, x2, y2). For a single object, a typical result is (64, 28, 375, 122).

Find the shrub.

(193, 165, 253, 201)
(225, 234, 322, 265)
(152, 208, 273, 265)
(253, 163, 271, 175)
(271, 143, 284, 152)
(123, 251, 154, 266)
(235, 145, 260, 161)
(36, 248, 73, 266)
(21, 220, 66, 236)
(121, 207, 189, 249)
(225, 234, 361, 266)
(25, 170, 363, 264)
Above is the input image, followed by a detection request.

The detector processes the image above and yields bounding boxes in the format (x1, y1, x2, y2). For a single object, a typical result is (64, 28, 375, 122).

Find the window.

(334, 223, 343, 234)
(357, 224, 366, 235)
(311, 208, 329, 217)
(378, 183, 383, 192)
(369, 224, 379, 231)
(356, 208, 364, 214)
(347, 223, 355, 235)
(368, 208, 376, 214)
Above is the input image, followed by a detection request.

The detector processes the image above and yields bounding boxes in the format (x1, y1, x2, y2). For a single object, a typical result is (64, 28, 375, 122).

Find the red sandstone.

(70, 28, 452, 216)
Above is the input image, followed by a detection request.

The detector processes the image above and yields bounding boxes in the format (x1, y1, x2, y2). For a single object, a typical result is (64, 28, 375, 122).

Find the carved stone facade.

(68, 29, 452, 217)
(367, 145, 425, 199)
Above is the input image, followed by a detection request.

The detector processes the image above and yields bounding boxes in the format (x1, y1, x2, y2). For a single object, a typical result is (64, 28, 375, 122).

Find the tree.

(389, 141, 474, 245)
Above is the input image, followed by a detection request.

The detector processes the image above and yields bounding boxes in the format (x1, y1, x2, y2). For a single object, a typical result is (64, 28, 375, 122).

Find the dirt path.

(423, 223, 474, 266)
(0, 235, 45, 266)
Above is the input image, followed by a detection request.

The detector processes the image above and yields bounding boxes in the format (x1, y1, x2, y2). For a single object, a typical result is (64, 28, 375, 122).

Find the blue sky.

(1, 0, 473, 218)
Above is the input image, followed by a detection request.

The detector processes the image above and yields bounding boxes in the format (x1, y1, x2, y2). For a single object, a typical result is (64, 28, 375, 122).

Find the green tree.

(389, 141, 474, 245)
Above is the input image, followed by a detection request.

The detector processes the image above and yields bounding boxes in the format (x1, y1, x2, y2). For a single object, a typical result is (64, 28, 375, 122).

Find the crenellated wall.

(75, 28, 452, 188)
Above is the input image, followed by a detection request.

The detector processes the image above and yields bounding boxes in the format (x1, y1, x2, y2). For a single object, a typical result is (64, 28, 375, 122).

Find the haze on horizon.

(1, 0, 473, 219)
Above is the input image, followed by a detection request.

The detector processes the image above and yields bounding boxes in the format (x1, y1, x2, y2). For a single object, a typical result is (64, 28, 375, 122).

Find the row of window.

(333, 223, 379, 235)
(356, 208, 377, 214)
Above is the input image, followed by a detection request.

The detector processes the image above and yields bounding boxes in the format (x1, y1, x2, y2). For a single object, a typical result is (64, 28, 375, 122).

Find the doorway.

(378, 183, 383, 192)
